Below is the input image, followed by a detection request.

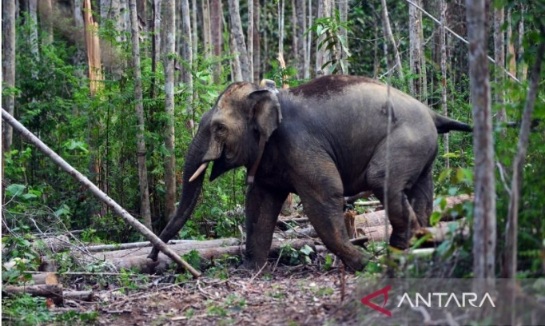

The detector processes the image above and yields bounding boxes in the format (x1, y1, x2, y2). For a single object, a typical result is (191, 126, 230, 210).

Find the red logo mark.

(361, 285, 392, 317)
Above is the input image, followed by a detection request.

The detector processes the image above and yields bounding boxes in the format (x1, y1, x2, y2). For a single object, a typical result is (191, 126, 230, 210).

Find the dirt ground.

(69, 264, 365, 325)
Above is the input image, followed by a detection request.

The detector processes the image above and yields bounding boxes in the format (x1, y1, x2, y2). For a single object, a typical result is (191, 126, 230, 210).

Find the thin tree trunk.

(180, 0, 193, 108)
(28, 0, 39, 60)
(162, 0, 177, 225)
(338, 0, 349, 74)
(151, 0, 162, 99)
(305, 0, 312, 79)
(1, 108, 200, 278)
(517, 5, 526, 80)
(503, 33, 545, 279)
(230, 29, 243, 82)
(278, 0, 285, 72)
(409, 0, 426, 102)
(202, 0, 212, 59)
(494, 7, 506, 122)
(315, 0, 331, 75)
(466, 0, 496, 286)
(440, 0, 449, 169)
(506, 9, 516, 77)
(295, 0, 306, 79)
(253, 0, 261, 81)
(129, 0, 152, 230)
(227, 0, 251, 81)
(380, 0, 404, 80)
(2, 0, 16, 152)
(210, 0, 223, 83)
(247, 0, 254, 82)
(83, 0, 103, 96)
(191, 0, 198, 61)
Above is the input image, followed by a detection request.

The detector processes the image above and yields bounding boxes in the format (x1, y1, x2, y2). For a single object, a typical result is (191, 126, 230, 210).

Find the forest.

(1, 0, 545, 324)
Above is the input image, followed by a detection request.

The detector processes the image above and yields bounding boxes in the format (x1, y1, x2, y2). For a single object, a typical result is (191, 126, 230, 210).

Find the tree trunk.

(503, 34, 545, 279)
(380, 0, 404, 80)
(83, 0, 103, 96)
(247, 0, 254, 82)
(295, 0, 306, 79)
(162, 0, 177, 226)
(2, 0, 16, 152)
(517, 5, 527, 80)
(305, 0, 312, 79)
(28, 0, 39, 60)
(506, 9, 516, 77)
(38, 0, 53, 44)
(408, 0, 426, 102)
(494, 7, 506, 122)
(180, 0, 193, 112)
(228, 0, 251, 81)
(278, 0, 285, 68)
(230, 29, 243, 82)
(129, 0, 153, 230)
(210, 0, 223, 83)
(202, 0, 212, 59)
(150, 0, 161, 99)
(337, 0, 349, 74)
(440, 0, 449, 169)
(252, 0, 261, 81)
(191, 0, 198, 60)
(466, 0, 496, 286)
(315, 0, 331, 75)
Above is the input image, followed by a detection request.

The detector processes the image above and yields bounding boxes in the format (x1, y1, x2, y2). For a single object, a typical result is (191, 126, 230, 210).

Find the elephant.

(148, 75, 472, 271)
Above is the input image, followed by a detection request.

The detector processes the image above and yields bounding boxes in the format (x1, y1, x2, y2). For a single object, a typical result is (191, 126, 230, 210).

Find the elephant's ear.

(248, 89, 283, 141)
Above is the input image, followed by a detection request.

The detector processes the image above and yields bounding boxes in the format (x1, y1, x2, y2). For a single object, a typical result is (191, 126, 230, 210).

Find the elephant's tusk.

(189, 163, 208, 182)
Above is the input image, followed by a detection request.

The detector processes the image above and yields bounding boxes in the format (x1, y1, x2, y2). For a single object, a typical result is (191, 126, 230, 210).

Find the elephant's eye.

(214, 123, 227, 139)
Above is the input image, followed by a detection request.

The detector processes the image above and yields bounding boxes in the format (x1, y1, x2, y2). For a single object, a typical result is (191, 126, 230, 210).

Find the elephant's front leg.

(244, 183, 288, 270)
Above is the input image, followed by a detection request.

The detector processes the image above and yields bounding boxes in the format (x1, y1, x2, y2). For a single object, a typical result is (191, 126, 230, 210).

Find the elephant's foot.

(340, 247, 372, 271)
(389, 232, 410, 250)
(242, 258, 270, 272)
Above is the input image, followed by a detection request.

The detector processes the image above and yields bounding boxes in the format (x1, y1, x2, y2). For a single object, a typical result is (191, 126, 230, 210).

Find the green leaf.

(6, 184, 26, 198)
(300, 245, 314, 256)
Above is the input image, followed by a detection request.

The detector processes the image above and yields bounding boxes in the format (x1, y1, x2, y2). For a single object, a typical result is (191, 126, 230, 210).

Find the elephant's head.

(189, 81, 282, 183)
(148, 81, 282, 261)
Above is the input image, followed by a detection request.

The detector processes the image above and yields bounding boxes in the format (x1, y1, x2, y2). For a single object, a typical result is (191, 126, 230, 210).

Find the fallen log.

(86, 238, 240, 253)
(3, 284, 64, 305)
(89, 239, 316, 272)
(32, 272, 59, 285)
(357, 220, 468, 244)
(354, 194, 473, 229)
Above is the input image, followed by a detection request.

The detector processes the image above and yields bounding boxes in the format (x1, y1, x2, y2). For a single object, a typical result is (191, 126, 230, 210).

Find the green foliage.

(280, 244, 315, 265)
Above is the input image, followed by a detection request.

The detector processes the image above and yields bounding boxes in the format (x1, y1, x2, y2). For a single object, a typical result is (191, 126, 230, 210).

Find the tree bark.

(162, 0, 177, 225)
(247, 0, 254, 82)
(305, 0, 312, 79)
(210, 0, 223, 83)
(28, 0, 39, 60)
(180, 0, 193, 112)
(466, 0, 496, 285)
(1, 109, 200, 277)
(2, 0, 16, 152)
(278, 0, 285, 68)
(503, 34, 545, 279)
(295, 0, 307, 79)
(151, 0, 162, 99)
(252, 0, 261, 81)
(337, 0, 349, 74)
(3, 285, 63, 305)
(83, 0, 103, 96)
(202, 0, 212, 59)
(506, 9, 516, 76)
(129, 0, 153, 230)
(494, 7, 506, 122)
(380, 0, 404, 80)
(228, 0, 251, 81)
(315, 0, 331, 75)
(409, 0, 426, 103)
(517, 5, 527, 80)
(440, 0, 449, 169)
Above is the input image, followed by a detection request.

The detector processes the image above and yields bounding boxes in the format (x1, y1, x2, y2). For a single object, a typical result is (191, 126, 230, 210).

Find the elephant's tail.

(432, 113, 473, 134)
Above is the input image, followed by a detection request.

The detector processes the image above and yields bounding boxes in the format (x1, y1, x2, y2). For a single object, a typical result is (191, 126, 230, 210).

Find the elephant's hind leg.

(407, 168, 434, 228)
(295, 162, 368, 271)
(244, 183, 288, 270)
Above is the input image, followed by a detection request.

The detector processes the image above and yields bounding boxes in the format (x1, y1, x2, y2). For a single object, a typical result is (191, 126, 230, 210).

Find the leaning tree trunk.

(466, 0, 496, 287)
(129, 0, 153, 230)
(162, 0, 177, 225)
(2, 0, 16, 153)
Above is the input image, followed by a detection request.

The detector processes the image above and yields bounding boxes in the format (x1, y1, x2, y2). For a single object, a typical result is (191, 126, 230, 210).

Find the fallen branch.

(3, 284, 63, 305)
(2, 109, 200, 278)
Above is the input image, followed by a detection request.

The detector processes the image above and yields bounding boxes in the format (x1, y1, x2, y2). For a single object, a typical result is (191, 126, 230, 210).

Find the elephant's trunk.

(147, 131, 209, 261)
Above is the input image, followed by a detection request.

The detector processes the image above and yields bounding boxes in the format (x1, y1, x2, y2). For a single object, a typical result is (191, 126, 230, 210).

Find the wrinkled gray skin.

(148, 75, 472, 271)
